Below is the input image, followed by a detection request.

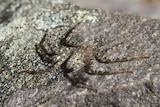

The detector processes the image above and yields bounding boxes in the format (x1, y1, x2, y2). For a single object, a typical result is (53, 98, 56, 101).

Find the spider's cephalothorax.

(35, 23, 149, 90)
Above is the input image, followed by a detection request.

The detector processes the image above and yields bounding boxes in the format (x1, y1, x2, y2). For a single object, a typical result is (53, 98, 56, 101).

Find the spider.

(35, 22, 149, 91)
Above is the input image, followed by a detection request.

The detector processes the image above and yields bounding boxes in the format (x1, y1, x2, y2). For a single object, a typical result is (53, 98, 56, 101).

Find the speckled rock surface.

(0, 0, 160, 107)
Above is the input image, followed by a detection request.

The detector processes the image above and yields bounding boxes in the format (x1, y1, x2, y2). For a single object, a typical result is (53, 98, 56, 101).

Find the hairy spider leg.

(35, 32, 59, 65)
(95, 38, 149, 63)
(95, 55, 149, 64)
(87, 39, 149, 75)
(60, 22, 81, 47)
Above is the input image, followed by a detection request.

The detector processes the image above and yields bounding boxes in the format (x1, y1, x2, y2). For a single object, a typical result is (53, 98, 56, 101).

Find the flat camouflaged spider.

(35, 23, 149, 91)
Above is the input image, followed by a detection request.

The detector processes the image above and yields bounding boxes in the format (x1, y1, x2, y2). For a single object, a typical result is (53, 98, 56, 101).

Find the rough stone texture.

(64, 0, 160, 19)
(0, 0, 160, 107)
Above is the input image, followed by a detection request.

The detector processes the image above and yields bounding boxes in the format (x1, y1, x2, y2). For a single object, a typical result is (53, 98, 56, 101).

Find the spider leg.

(60, 22, 81, 47)
(85, 62, 133, 75)
(95, 55, 149, 63)
(95, 38, 149, 63)
(81, 38, 150, 76)
(64, 70, 97, 92)
(75, 82, 98, 93)
(35, 32, 58, 65)
(98, 38, 132, 56)
(87, 69, 133, 75)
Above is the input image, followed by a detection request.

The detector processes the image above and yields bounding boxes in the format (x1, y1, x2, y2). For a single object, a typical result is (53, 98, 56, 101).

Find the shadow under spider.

(34, 23, 149, 92)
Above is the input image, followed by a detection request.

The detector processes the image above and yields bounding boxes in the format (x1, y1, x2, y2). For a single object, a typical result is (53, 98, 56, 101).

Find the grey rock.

(0, 0, 160, 107)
